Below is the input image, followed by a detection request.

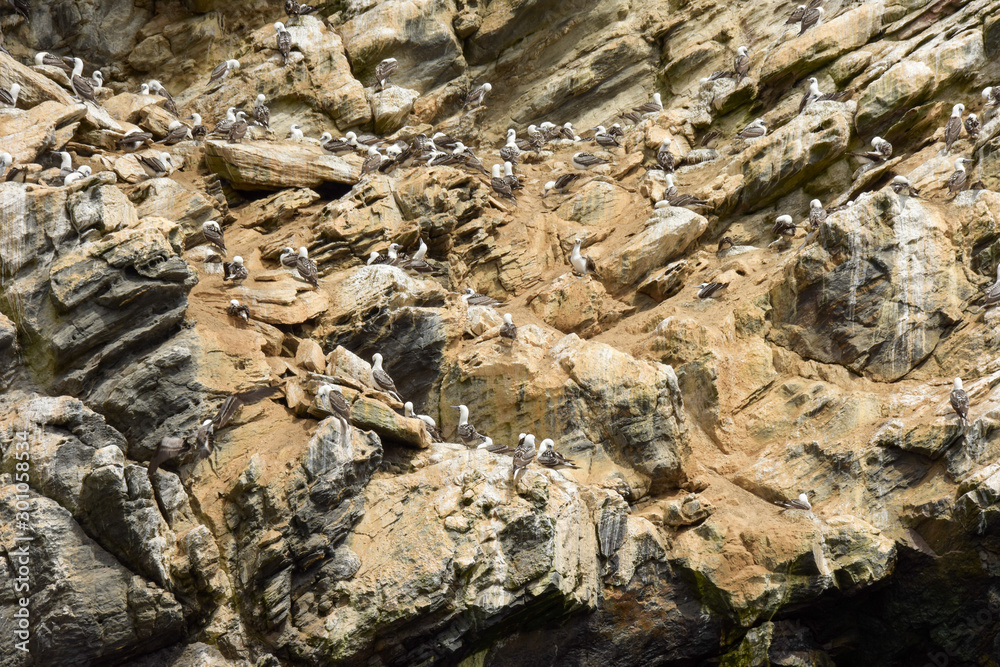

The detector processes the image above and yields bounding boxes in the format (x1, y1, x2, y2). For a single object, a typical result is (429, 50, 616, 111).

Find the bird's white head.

(811, 199, 822, 208)
(872, 136, 882, 146)
(140, 83, 149, 94)
(274, 21, 285, 31)
(92, 72, 102, 85)
(228, 59, 241, 70)
(298, 246, 309, 257)
(190, 113, 202, 124)
(503, 313, 513, 325)
(653, 92, 662, 104)
(539, 438, 553, 452)
(404, 401, 414, 416)
(524, 434, 536, 446)
(233, 256, 244, 265)
(953, 103, 965, 115)
(482, 83, 492, 92)
(0, 152, 12, 167)
(478, 437, 493, 449)
(563, 122, 573, 129)
(256, 94, 266, 104)
(34, 52, 47, 66)
(202, 220, 219, 231)
(969, 112, 977, 120)
(737, 46, 748, 56)
(776, 214, 793, 224)
(542, 180, 555, 196)
(367, 145, 380, 156)
(503, 161, 514, 176)
(319, 132, 332, 143)
(507, 128, 516, 138)
(491, 164, 502, 178)
(230, 299, 240, 307)
(665, 173, 676, 187)
(954, 377, 963, 390)
(79, 165, 92, 176)
(955, 158, 968, 170)
(167, 120, 182, 130)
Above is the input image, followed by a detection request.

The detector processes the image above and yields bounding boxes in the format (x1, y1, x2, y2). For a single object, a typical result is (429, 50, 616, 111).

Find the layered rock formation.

(1, 0, 999, 665)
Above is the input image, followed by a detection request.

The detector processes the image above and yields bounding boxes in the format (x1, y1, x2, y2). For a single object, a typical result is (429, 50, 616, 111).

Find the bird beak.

(450, 405, 460, 408)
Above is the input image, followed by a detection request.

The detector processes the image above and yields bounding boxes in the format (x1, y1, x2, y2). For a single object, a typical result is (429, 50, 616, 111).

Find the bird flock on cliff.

(1, 0, 997, 504)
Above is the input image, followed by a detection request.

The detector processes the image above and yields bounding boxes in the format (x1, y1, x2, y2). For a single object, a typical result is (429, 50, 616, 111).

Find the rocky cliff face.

(1, 0, 999, 665)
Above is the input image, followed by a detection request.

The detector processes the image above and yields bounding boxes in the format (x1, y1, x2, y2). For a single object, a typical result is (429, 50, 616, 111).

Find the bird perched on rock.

(809, 200, 827, 230)
(63, 165, 92, 186)
(950, 377, 970, 426)
(227, 111, 248, 143)
(592, 126, 621, 149)
(404, 402, 441, 441)
(285, 0, 318, 22)
(736, 118, 767, 142)
(294, 246, 319, 287)
(537, 439, 579, 469)
(502, 161, 521, 191)
(542, 173, 581, 197)
(490, 164, 517, 201)
(462, 288, 505, 307)
(286, 124, 305, 141)
(850, 136, 892, 162)
(118, 129, 153, 152)
(371, 353, 403, 402)
(500, 128, 521, 163)
(798, 2, 823, 34)
(943, 103, 965, 154)
(210, 108, 238, 136)
(633, 92, 663, 114)
(777, 492, 813, 511)
(890, 175, 920, 197)
(274, 22, 291, 65)
(227, 299, 250, 323)
(202, 220, 226, 255)
(717, 237, 735, 257)
(453, 404, 485, 446)
(361, 146, 384, 176)
(0, 82, 20, 108)
(946, 158, 973, 197)
(137, 152, 172, 179)
(659, 175, 708, 207)
(0, 152, 13, 180)
(799, 77, 822, 113)
(279, 247, 299, 269)
(317, 384, 352, 444)
(478, 437, 511, 455)
(653, 140, 675, 172)
(560, 122, 581, 141)
(571, 152, 609, 170)
(188, 113, 207, 142)
(148, 80, 178, 117)
(697, 281, 728, 299)
(35, 51, 74, 72)
(223, 256, 248, 284)
(322, 131, 357, 154)
(964, 112, 980, 139)
(499, 313, 517, 344)
(512, 434, 537, 482)
(734, 46, 750, 84)
(464, 82, 492, 108)
(156, 120, 191, 145)
(253, 94, 270, 128)
(983, 265, 1000, 308)
(207, 59, 240, 88)
(786, 4, 806, 24)
(571, 238, 597, 277)
(773, 214, 797, 239)
(70, 58, 100, 106)
(374, 57, 398, 90)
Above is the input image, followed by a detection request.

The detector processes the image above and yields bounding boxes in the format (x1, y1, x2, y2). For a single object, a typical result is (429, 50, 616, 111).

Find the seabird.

(7, 0, 29, 19)
(464, 82, 492, 108)
(890, 175, 920, 197)
(0, 82, 20, 107)
(561, 122, 581, 141)
(592, 126, 621, 149)
(228, 111, 248, 143)
(503, 161, 522, 191)
(53, 151, 74, 180)
(140, 83, 150, 95)
(778, 493, 812, 511)
(983, 86, 1000, 108)
(361, 146, 383, 176)
(322, 131, 357, 154)
(773, 214, 797, 239)
(697, 281, 728, 299)
(208, 59, 240, 87)
(149, 80, 178, 116)
(147, 436, 189, 479)
(619, 110, 642, 124)
(542, 172, 581, 196)
(982, 265, 1000, 308)
(943, 103, 964, 154)
(809, 200, 827, 230)
(279, 247, 298, 268)
(404, 402, 441, 441)
(659, 174, 708, 207)
(295, 246, 320, 287)
(202, 220, 226, 255)
(950, 377, 970, 425)
(227, 299, 250, 323)
(431, 131, 459, 150)
(478, 437, 511, 454)
(197, 386, 280, 459)
(799, 77, 822, 113)
(210, 108, 238, 136)
(526, 124, 545, 150)
(63, 166, 91, 186)
(850, 136, 892, 162)
(371, 353, 403, 402)
(965, 113, 981, 139)
(654, 140, 675, 172)
(500, 128, 521, 163)
(491, 164, 517, 201)
(156, 120, 191, 145)
(253, 94, 270, 128)
(223, 256, 248, 284)
(35, 51, 74, 72)
(453, 404, 485, 446)
(537, 439, 579, 469)
(570, 238, 597, 277)
(798, 5, 823, 34)
(367, 250, 390, 265)
(285, 0, 319, 22)
(317, 384, 352, 444)
(734, 46, 750, 84)
(70, 58, 100, 105)
(736, 118, 767, 141)
(511, 434, 537, 482)
(274, 22, 292, 65)
(0, 153, 12, 180)
(717, 237, 735, 257)
(786, 4, 806, 24)
(499, 313, 517, 343)
(118, 128, 153, 152)
(137, 151, 172, 179)
(571, 152, 609, 170)
(384, 242, 406, 265)
(946, 158, 973, 196)
(374, 57, 398, 90)
(462, 287, 505, 307)
(632, 92, 663, 114)
(188, 113, 207, 142)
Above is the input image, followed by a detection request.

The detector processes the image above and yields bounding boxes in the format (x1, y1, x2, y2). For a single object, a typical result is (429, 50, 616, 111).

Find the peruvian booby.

(361, 145, 383, 176)
(654, 140, 675, 172)
(453, 404, 485, 446)
(512, 434, 537, 482)
(571, 152, 609, 170)
(560, 122, 581, 141)
(632, 92, 663, 114)
(371, 353, 403, 402)
(63, 165, 91, 186)
(736, 118, 767, 141)
(890, 175, 920, 197)
(147, 436, 189, 479)
(462, 288, 505, 307)
(809, 200, 827, 230)
(983, 86, 1000, 109)
(798, 5, 823, 34)
(274, 22, 291, 65)
(619, 110, 642, 124)
(208, 59, 240, 87)
(946, 158, 973, 196)
(375, 57, 398, 90)
(322, 131, 357, 154)
(464, 82, 492, 108)
(965, 113, 980, 139)
(983, 265, 1000, 308)
(285, 124, 305, 141)
(734, 46, 750, 84)
(0, 152, 12, 180)
(850, 136, 892, 162)
(367, 250, 390, 265)
(786, 4, 806, 24)
(943, 103, 964, 154)
(285, 0, 319, 21)
(149, 80, 178, 117)
(157, 120, 191, 145)
(778, 493, 812, 511)
(202, 220, 226, 255)
(227, 299, 250, 323)
(503, 161, 522, 191)
(571, 238, 597, 277)
(499, 313, 517, 343)
(537, 439, 579, 469)
(542, 172, 581, 196)
(188, 113, 207, 142)
(491, 163, 517, 201)
(294, 247, 319, 287)
(697, 281, 728, 299)
(412, 237, 428, 261)
(717, 237, 735, 257)
(200, 386, 281, 458)
(279, 247, 299, 268)
(0, 82, 19, 107)
(772, 215, 797, 243)
(70, 58, 100, 105)
(35, 51, 74, 72)
(659, 174, 708, 207)
(210, 108, 238, 136)
(228, 111, 249, 143)
(499, 128, 521, 163)
(7, 0, 29, 19)
(404, 402, 442, 441)
(799, 77, 822, 113)
(950, 377, 970, 425)
(526, 124, 545, 150)
(317, 384, 352, 444)
(223, 256, 248, 284)
(253, 94, 270, 128)
(137, 151, 172, 179)
(592, 126, 621, 149)
(431, 131, 459, 150)
(478, 437, 511, 455)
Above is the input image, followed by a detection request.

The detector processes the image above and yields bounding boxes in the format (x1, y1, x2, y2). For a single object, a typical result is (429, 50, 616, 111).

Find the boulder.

(204, 139, 356, 190)
(599, 205, 708, 288)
